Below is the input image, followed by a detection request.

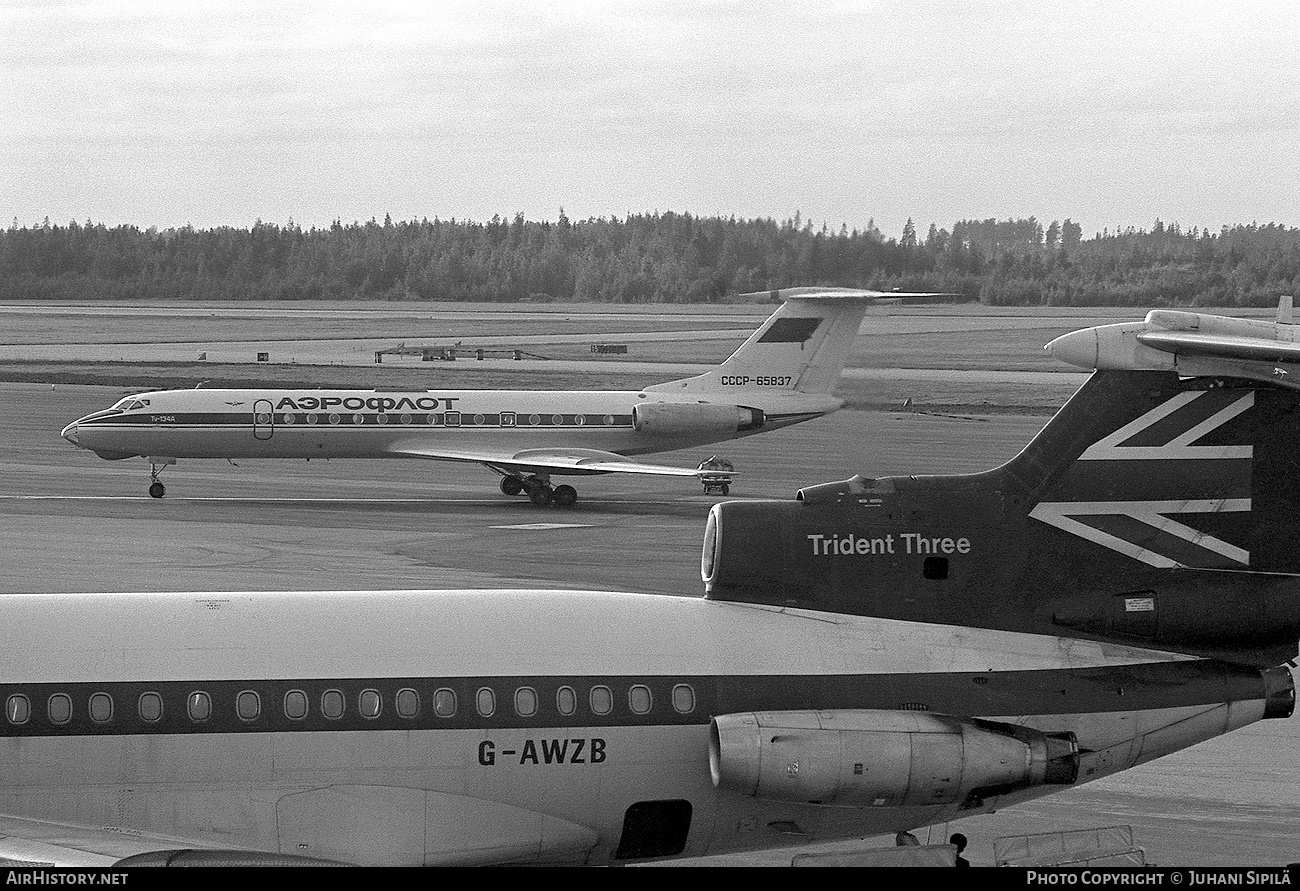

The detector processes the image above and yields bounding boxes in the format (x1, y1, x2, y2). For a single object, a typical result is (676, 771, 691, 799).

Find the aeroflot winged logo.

(1029, 391, 1254, 569)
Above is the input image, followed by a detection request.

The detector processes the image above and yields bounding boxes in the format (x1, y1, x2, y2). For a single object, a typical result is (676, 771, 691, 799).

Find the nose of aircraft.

(1044, 328, 1100, 370)
(61, 421, 81, 446)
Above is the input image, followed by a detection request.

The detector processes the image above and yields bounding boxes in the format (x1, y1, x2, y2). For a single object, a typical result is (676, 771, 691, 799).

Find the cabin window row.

(5, 683, 697, 726)
(275, 412, 620, 428)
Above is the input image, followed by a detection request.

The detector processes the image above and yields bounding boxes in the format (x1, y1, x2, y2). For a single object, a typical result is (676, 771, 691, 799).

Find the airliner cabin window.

(434, 688, 457, 717)
(396, 688, 420, 718)
(321, 689, 345, 719)
(89, 692, 113, 723)
(48, 693, 72, 724)
(187, 691, 211, 722)
(628, 685, 652, 715)
(515, 687, 538, 717)
(476, 687, 496, 717)
(590, 685, 613, 716)
(6, 694, 30, 724)
(236, 691, 261, 721)
(556, 686, 577, 716)
(672, 684, 696, 714)
(284, 690, 308, 720)
(138, 692, 163, 723)
(359, 689, 382, 719)
(445, 411, 462, 427)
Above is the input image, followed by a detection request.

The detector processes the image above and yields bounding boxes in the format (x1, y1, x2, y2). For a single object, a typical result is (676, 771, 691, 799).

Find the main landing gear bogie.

(501, 474, 578, 508)
(525, 484, 577, 508)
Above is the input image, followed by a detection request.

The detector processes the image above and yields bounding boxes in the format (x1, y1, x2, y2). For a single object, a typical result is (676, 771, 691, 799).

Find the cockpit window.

(111, 398, 149, 411)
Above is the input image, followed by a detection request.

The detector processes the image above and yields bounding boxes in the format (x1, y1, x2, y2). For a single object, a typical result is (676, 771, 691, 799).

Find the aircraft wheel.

(528, 486, 554, 507)
(500, 476, 524, 496)
(721, 483, 730, 495)
(552, 485, 577, 507)
(148, 482, 165, 499)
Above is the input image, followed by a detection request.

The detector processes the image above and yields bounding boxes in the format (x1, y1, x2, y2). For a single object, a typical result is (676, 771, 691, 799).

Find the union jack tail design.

(1011, 371, 1300, 573)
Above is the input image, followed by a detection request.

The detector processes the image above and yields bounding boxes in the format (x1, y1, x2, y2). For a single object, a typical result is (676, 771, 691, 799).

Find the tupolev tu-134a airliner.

(60, 287, 930, 506)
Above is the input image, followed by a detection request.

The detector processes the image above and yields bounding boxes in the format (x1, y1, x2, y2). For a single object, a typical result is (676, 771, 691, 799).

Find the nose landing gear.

(146, 457, 176, 498)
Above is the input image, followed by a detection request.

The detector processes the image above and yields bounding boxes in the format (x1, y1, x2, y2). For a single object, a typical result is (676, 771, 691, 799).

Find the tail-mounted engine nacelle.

(701, 499, 821, 597)
(632, 402, 764, 438)
(709, 710, 1078, 809)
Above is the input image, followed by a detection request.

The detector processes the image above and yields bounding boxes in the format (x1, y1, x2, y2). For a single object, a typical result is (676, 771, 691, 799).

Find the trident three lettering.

(807, 533, 972, 556)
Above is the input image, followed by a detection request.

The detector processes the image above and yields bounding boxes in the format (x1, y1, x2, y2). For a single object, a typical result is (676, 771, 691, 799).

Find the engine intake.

(709, 710, 1078, 809)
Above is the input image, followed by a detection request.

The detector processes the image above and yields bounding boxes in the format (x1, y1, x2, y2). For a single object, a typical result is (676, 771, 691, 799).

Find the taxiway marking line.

(488, 523, 596, 530)
(0, 494, 698, 506)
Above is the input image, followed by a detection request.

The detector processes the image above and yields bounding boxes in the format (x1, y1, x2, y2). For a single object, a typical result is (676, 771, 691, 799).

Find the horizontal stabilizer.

(737, 286, 964, 304)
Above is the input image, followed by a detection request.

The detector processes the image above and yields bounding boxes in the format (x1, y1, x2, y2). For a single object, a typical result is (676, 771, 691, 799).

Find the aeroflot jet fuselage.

(60, 386, 833, 501)
(60, 288, 891, 505)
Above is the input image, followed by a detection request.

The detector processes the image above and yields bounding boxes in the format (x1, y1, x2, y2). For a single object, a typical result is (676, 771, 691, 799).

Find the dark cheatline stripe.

(0, 661, 1266, 738)
(79, 413, 638, 429)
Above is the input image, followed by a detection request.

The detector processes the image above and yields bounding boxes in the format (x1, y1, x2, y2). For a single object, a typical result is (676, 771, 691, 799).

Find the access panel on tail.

(702, 370, 1300, 666)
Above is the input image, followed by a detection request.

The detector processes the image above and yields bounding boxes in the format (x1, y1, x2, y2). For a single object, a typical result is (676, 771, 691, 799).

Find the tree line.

(2, 211, 1297, 306)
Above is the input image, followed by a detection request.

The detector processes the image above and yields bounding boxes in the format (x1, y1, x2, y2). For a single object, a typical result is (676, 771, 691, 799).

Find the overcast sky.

(3, 1, 1297, 239)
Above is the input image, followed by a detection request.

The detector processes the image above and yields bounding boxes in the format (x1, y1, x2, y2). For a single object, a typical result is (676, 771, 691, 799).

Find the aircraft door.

(253, 399, 274, 440)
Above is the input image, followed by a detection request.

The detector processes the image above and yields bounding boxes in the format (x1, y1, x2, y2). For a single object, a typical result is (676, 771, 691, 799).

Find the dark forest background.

(3, 212, 1297, 306)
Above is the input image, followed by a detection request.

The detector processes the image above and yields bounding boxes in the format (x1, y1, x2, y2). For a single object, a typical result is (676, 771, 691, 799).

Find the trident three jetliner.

(60, 288, 924, 507)
(2, 365, 1294, 866)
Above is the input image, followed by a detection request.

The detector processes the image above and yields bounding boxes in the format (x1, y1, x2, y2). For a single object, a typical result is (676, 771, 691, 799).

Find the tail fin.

(701, 369, 1300, 666)
(1002, 371, 1300, 573)
(646, 288, 879, 396)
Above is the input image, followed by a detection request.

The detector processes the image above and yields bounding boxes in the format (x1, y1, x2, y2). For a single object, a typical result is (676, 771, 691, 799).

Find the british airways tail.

(701, 369, 1300, 666)
(646, 287, 949, 397)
